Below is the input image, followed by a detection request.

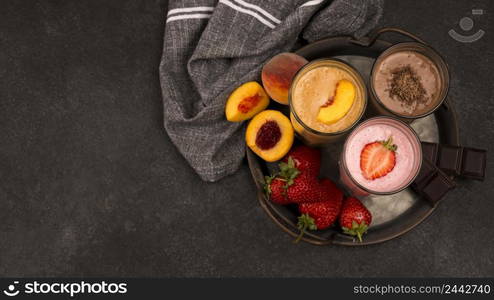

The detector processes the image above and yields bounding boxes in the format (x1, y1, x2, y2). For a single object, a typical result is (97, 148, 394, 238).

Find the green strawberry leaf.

(293, 213, 317, 244)
(342, 221, 369, 243)
(278, 157, 300, 187)
(264, 175, 272, 195)
(381, 136, 398, 152)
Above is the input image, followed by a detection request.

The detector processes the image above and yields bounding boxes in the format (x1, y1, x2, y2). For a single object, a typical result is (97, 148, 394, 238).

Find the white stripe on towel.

(167, 6, 215, 16)
(219, 0, 276, 29)
(300, 0, 325, 7)
(166, 13, 212, 23)
(233, 0, 281, 24)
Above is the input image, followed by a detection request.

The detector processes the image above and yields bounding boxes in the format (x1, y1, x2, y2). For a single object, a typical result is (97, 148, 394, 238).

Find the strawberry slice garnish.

(360, 136, 397, 180)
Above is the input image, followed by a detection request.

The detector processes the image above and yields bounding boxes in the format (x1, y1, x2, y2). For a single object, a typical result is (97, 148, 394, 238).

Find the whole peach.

(261, 53, 308, 105)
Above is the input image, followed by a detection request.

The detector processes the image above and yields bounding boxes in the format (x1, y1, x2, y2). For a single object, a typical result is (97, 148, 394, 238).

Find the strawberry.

(293, 179, 343, 243)
(286, 173, 321, 203)
(282, 145, 321, 176)
(339, 197, 372, 242)
(278, 157, 320, 203)
(264, 175, 290, 205)
(299, 195, 342, 229)
(360, 136, 397, 180)
(318, 178, 343, 204)
(294, 200, 341, 243)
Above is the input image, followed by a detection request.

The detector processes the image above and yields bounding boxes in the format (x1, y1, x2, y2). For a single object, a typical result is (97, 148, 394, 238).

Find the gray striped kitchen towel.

(159, 0, 383, 182)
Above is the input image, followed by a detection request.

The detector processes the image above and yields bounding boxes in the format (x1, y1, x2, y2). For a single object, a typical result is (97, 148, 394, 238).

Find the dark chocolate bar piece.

(413, 157, 437, 190)
(461, 148, 487, 181)
(420, 142, 486, 181)
(437, 145, 463, 176)
(420, 170, 456, 205)
(421, 142, 438, 164)
(412, 158, 456, 206)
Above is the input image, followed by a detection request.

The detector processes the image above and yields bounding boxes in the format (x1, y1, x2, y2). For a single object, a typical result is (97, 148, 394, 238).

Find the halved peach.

(225, 82, 270, 122)
(246, 110, 294, 162)
(317, 79, 356, 125)
(261, 53, 308, 105)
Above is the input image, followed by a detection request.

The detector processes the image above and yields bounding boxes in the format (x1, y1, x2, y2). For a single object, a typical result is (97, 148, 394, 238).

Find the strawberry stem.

(381, 136, 397, 152)
(293, 214, 317, 244)
(342, 220, 369, 243)
(294, 223, 307, 244)
(356, 231, 363, 243)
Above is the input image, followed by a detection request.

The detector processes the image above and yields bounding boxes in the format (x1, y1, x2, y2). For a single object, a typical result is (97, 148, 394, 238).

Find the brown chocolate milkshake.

(373, 51, 442, 116)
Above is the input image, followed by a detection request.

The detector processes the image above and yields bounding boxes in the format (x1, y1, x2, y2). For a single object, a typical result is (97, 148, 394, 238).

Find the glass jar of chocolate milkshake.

(369, 42, 449, 122)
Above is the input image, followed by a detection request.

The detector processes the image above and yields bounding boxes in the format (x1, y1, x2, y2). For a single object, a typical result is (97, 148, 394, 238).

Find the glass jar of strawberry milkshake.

(339, 116, 422, 197)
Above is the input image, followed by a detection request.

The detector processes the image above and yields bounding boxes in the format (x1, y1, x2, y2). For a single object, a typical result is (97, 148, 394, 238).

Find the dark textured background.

(1, 0, 493, 277)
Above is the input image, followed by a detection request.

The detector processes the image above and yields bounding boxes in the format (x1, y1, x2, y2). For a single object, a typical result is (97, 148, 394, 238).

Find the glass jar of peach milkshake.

(288, 59, 367, 146)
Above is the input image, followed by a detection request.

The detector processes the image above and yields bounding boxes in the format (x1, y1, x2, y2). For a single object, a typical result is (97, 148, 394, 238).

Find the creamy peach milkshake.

(289, 59, 367, 146)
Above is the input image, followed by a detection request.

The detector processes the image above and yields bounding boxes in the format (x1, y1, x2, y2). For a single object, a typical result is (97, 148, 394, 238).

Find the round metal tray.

(247, 28, 460, 246)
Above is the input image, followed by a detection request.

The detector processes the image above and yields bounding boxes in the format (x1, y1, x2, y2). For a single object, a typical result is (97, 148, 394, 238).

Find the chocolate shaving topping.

(387, 65, 427, 107)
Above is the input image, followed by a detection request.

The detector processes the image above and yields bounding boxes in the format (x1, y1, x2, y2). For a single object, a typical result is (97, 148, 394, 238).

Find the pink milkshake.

(339, 117, 422, 196)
